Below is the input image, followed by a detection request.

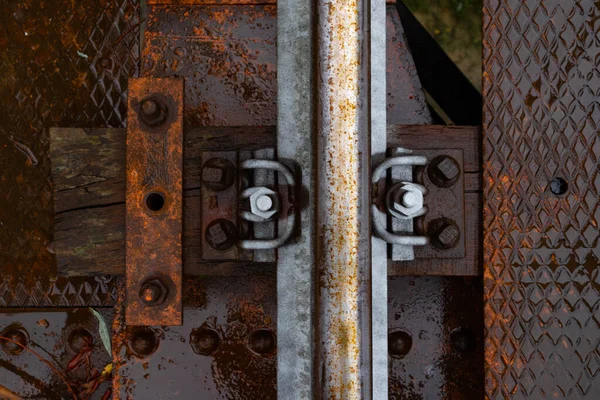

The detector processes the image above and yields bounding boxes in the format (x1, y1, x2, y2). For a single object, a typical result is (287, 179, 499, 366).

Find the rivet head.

(450, 327, 477, 353)
(246, 329, 276, 356)
(389, 330, 412, 359)
(1, 324, 29, 356)
(190, 328, 220, 356)
(128, 327, 159, 358)
(67, 328, 93, 353)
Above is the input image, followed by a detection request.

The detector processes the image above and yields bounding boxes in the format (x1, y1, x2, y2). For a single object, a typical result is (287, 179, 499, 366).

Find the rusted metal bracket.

(125, 77, 184, 326)
(373, 147, 467, 264)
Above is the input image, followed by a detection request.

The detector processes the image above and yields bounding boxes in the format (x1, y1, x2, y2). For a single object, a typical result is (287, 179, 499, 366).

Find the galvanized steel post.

(277, 0, 315, 398)
(316, 0, 386, 397)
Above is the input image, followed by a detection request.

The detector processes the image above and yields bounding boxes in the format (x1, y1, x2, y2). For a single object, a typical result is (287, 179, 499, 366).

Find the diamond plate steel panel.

(0, 0, 140, 307)
(483, 1, 600, 399)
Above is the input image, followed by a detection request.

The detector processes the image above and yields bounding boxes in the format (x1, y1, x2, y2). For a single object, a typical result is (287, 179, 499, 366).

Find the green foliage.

(401, 0, 483, 90)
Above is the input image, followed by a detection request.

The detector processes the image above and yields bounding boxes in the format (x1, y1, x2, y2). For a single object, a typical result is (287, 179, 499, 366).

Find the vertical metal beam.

(316, 0, 385, 397)
(277, 0, 315, 398)
(370, 0, 389, 398)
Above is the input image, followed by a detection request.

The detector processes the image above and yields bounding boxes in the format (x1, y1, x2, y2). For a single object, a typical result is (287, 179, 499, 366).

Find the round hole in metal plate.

(145, 192, 165, 212)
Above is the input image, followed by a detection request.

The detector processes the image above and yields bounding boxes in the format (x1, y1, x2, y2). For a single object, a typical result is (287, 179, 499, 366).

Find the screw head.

(428, 218, 461, 250)
(139, 279, 168, 306)
(128, 327, 159, 358)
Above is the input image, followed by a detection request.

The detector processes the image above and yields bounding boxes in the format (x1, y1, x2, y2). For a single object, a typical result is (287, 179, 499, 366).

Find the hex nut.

(138, 96, 169, 127)
(139, 278, 168, 306)
(249, 187, 280, 220)
(387, 182, 425, 219)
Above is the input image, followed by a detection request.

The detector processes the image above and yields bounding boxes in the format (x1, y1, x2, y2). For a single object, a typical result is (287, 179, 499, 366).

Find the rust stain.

(125, 78, 184, 326)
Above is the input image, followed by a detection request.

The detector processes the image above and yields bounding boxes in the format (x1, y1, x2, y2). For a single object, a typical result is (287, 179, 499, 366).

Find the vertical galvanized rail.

(315, 0, 386, 397)
(277, 0, 315, 398)
(278, 0, 387, 397)
(370, 0, 389, 398)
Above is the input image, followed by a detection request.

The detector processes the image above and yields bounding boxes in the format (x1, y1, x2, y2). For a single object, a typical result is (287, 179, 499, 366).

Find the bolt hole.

(246, 329, 276, 356)
(145, 192, 165, 212)
(550, 177, 568, 196)
(389, 330, 412, 359)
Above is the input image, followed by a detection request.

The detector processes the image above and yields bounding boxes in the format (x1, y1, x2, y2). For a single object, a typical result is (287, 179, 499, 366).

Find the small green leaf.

(90, 308, 112, 356)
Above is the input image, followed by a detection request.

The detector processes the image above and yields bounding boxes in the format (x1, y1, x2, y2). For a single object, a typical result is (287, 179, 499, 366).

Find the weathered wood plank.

(388, 125, 482, 172)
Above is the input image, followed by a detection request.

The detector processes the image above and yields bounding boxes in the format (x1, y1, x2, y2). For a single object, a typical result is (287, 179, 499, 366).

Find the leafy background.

(403, 0, 483, 91)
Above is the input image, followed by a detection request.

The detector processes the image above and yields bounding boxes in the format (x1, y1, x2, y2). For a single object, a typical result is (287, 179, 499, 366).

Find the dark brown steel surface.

(0, 0, 140, 307)
(142, 5, 277, 128)
(389, 276, 484, 399)
(112, 276, 277, 399)
(0, 308, 113, 399)
(484, 1, 600, 398)
(126, 78, 183, 326)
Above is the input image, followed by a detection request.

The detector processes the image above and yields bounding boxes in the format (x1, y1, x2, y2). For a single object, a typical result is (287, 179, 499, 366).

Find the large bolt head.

(249, 187, 280, 220)
(388, 183, 424, 218)
(139, 278, 168, 306)
(427, 218, 461, 250)
(428, 155, 461, 188)
(138, 96, 169, 127)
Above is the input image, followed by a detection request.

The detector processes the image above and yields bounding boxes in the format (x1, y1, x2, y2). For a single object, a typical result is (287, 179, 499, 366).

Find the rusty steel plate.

(0, 308, 113, 400)
(389, 276, 484, 399)
(112, 276, 277, 399)
(0, 0, 139, 307)
(126, 78, 184, 326)
(483, 0, 600, 398)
